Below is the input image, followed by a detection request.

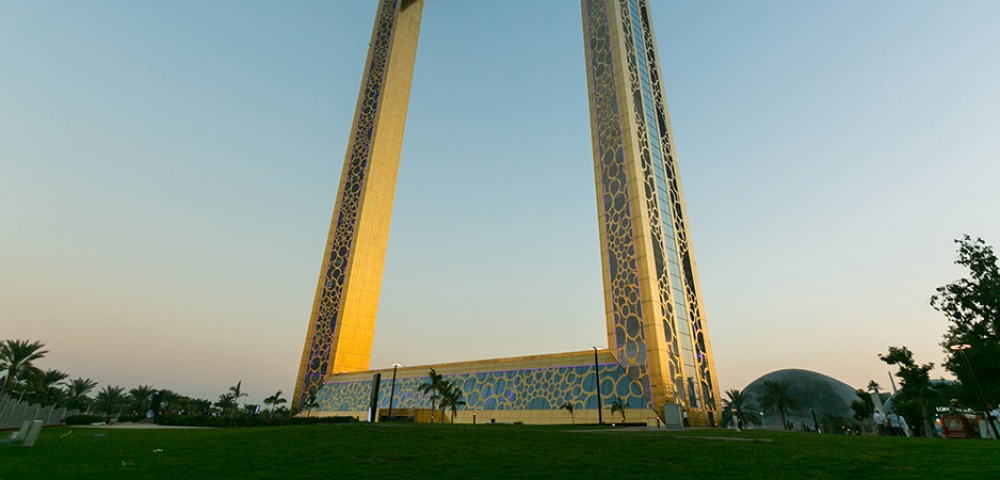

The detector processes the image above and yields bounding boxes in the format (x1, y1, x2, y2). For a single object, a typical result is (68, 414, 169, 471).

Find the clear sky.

(2, 1, 999, 406)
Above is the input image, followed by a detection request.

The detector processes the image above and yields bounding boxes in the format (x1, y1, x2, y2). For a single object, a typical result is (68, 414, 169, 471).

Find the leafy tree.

(609, 396, 627, 423)
(439, 381, 466, 423)
(879, 346, 934, 438)
(849, 389, 875, 433)
(63, 377, 98, 411)
(264, 390, 287, 419)
(757, 380, 801, 430)
(930, 235, 1000, 407)
(559, 401, 575, 424)
(418, 369, 445, 423)
(95, 385, 126, 415)
(128, 385, 155, 415)
(0, 339, 48, 397)
(722, 388, 762, 429)
(228, 381, 248, 416)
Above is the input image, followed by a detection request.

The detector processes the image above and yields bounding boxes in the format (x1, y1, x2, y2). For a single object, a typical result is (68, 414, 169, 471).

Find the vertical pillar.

(294, 0, 424, 409)
(581, 0, 721, 420)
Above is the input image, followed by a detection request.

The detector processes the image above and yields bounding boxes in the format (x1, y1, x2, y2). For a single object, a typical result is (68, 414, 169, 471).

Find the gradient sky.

(2, 1, 999, 406)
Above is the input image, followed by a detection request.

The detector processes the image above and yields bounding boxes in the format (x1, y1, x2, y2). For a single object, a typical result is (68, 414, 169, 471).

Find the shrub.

(64, 415, 106, 425)
(154, 414, 358, 428)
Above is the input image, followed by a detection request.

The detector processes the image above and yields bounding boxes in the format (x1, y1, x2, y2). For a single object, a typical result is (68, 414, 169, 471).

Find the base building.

(294, 0, 721, 426)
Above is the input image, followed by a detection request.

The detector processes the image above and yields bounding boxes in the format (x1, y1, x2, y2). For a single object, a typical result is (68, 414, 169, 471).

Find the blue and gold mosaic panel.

(583, 0, 652, 407)
(315, 364, 648, 413)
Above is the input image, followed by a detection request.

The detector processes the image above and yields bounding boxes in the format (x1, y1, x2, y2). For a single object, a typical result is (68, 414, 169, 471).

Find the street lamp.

(388, 363, 403, 420)
(949, 344, 999, 439)
(592, 346, 603, 426)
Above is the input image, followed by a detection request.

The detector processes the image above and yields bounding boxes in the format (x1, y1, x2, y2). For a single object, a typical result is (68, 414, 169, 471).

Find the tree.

(849, 389, 875, 433)
(158, 389, 183, 413)
(439, 381, 466, 423)
(64, 377, 98, 411)
(189, 398, 213, 416)
(301, 393, 320, 417)
(559, 401, 575, 424)
(418, 369, 445, 423)
(264, 390, 287, 419)
(879, 346, 934, 438)
(25, 369, 68, 406)
(722, 388, 762, 429)
(0, 339, 48, 397)
(214, 393, 236, 413)
(128, 385, 155, 416)
(609, 396, 627, 424)
(930, 235, 1000, 407)
(757, 380, 801, 430)
(95, 385, 126, 415)
(867, 381, 881, 395)
(228, 381, 248, 416)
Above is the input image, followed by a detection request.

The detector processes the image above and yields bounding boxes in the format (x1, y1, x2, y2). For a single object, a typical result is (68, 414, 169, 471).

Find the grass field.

(2, 424, 998, 479)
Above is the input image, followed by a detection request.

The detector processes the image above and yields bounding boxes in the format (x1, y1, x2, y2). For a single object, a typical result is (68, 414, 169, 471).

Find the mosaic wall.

(316, 364, 648, 413)
(583, 0, 653, 408)
(297, 0, 399, 406)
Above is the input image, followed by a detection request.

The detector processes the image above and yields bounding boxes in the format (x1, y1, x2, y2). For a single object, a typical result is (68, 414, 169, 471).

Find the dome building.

(740, 369, 858, 429)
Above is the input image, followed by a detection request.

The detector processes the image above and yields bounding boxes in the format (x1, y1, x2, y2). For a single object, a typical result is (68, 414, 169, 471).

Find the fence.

(0, 395, 79, 429)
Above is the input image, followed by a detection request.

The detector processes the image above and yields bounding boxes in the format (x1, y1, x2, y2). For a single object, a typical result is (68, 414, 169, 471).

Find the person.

(886, 412, 903, 436)
(682, 410, 689, 428)
(873, 411, 885, 435)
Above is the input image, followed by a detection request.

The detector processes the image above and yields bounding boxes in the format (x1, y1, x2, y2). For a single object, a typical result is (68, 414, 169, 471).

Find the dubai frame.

(295, 0, 721, 426)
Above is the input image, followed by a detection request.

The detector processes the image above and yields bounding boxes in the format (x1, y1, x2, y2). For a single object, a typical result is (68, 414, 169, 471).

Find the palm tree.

(95, 385, 126, 415)
(264, 390, 287, 419)
(418, 369, 445, 423)
(189, 398, 212, 416)
(63, 377, 98, 411)
(301, 393, 320, 417)
(757, 380, 801, 430)
(867, 380, 881, 395)
(609, 397, 627, 424)
(560, 401, 575, 424)
(25, 369, 68, 406)
(214, 393, 236, 413)
(439, 381, 466, 423)
(0, 339, 48, 397)
(228, 381, 248, 416)
(722, 388, 762, 429)
(158, 389, 183, 413)
(128, 385, 155, 415)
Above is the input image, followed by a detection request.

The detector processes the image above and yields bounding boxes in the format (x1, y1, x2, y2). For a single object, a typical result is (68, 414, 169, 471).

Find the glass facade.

(625, 0, 699, 407)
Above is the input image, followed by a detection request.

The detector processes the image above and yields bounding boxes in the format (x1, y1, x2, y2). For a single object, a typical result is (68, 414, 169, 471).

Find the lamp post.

(949, 344, 999, 439)
(388, 363, 402, 420)
(592, 346, 603, 426)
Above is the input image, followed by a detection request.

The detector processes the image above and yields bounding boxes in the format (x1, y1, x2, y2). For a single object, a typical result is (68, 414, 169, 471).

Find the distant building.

(742, 369, 858, 428)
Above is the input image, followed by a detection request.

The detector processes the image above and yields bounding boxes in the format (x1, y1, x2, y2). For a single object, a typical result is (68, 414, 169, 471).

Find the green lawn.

(2, 424, 997, 479)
